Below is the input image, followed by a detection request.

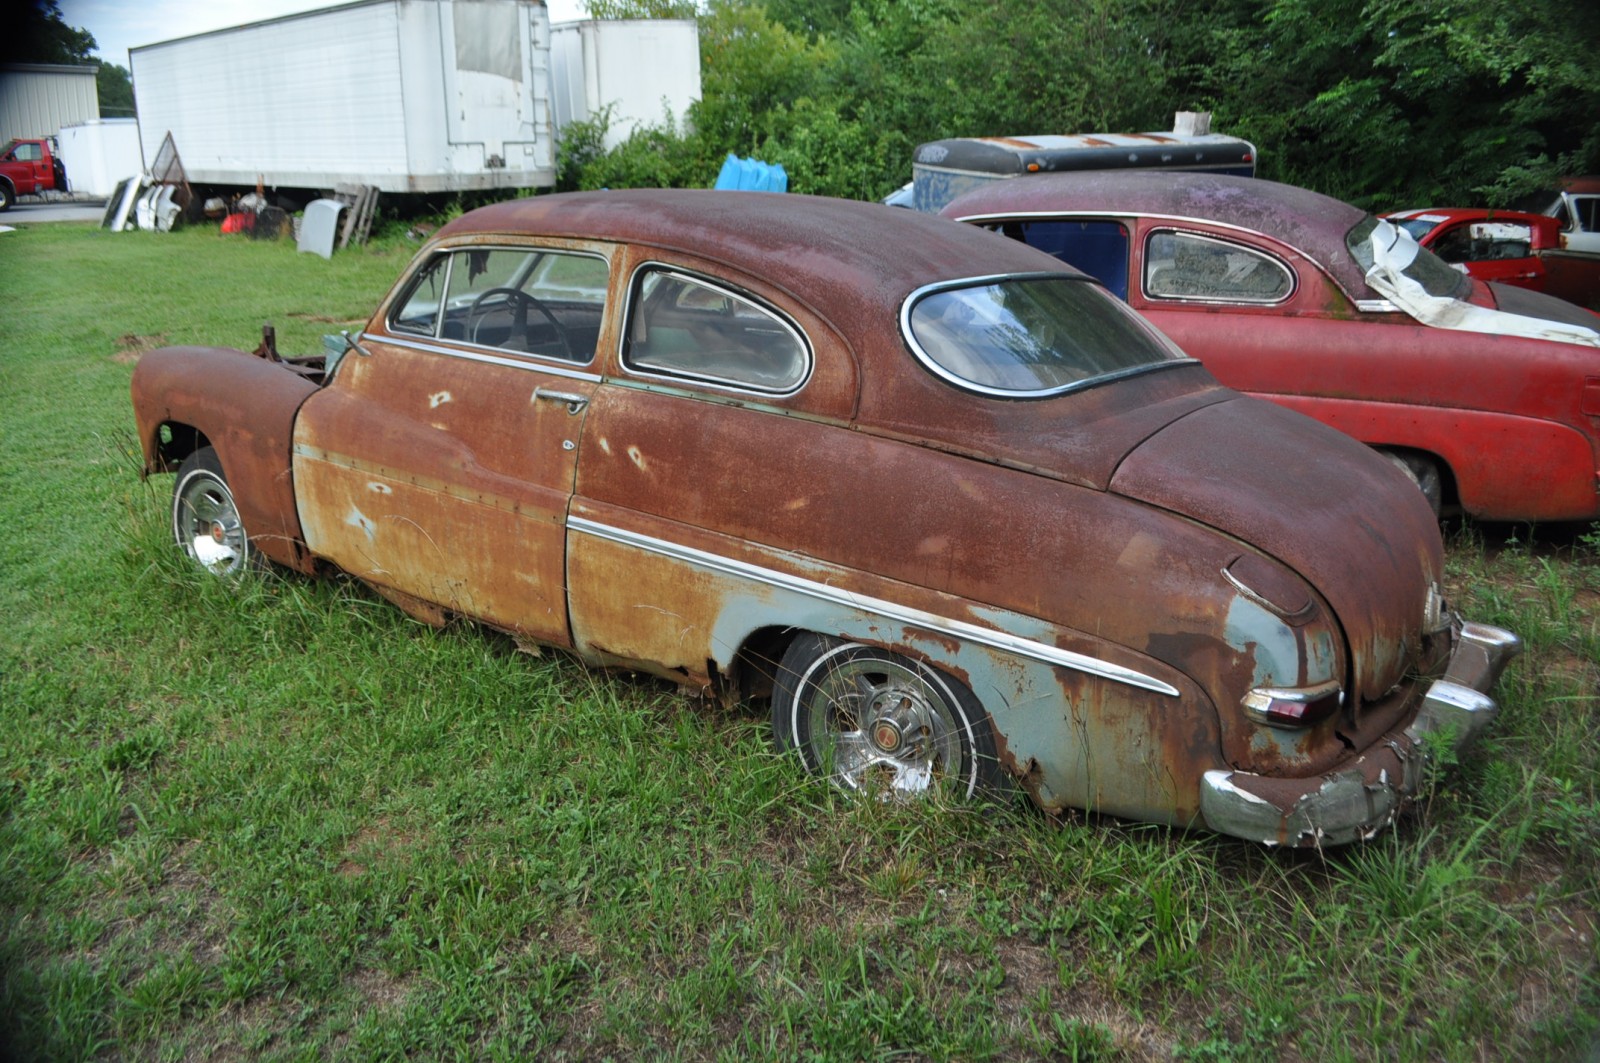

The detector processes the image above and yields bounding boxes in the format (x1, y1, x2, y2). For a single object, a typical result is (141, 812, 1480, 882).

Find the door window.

(1144, 231, 1294, 303)
(389, 247, 609, 363)
(999, 220, 1131, 300)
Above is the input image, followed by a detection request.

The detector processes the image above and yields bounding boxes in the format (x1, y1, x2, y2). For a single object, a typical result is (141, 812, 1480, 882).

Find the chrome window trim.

(363, 333, 603, 383)
(569, 515, 1180, 697)
(384, 244, 610, 368)
(1355, 299, 1399, 313)
(1142, 228, 1297, 305)
(618, 261, 814, 398)
(899, 272, 1195, 400)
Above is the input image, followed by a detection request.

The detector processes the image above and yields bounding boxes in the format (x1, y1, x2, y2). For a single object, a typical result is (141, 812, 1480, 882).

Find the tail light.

(1242, 680, 1342, 728)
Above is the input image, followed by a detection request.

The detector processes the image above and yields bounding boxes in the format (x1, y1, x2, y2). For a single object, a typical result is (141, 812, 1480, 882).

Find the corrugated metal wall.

(0, 64, 101, 144)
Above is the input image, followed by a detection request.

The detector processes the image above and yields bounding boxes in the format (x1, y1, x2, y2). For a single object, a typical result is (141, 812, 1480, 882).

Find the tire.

(171, 447, 251, 577)
(1382, 450, 1443, 518)
(0, 182, 12, 212)
(772, 633, 1005, 799)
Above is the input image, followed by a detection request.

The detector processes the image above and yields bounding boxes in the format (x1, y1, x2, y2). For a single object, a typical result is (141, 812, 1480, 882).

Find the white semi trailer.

(130, 0, 558, 194)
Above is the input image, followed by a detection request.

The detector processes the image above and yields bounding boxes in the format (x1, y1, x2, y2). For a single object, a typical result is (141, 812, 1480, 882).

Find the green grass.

(2, 220, 1598, 1060)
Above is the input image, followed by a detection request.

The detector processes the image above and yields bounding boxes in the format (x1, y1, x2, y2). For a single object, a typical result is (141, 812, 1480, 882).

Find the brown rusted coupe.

(131, 190, 1519, 846)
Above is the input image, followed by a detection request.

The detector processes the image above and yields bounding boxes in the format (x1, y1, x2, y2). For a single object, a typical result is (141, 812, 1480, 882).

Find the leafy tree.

(1168, 0, 1600, 207)
(97, 64, 134, 117)
(585, 0, 698, 18)
(4, 0, 96, 66)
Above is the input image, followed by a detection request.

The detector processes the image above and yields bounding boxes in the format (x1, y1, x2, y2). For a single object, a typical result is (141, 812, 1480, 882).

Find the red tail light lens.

(1242, 680, 1342, 728)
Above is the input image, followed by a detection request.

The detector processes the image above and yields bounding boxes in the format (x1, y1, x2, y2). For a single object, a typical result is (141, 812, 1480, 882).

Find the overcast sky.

(59, 0, 587, 70)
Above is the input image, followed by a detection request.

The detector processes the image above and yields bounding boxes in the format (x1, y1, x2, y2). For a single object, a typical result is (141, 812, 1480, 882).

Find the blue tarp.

(712, 154, 789, 193)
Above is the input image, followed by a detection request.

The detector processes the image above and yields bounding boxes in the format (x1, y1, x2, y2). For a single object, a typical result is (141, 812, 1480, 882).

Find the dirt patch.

(112, 333, 169, 364)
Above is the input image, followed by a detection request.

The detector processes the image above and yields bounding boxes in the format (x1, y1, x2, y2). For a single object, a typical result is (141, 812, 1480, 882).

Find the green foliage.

(96, 63, 134, 118)
(5, 0, 96, 65)
(559, 0, 1600, 211)
(584, 0, 698, 18)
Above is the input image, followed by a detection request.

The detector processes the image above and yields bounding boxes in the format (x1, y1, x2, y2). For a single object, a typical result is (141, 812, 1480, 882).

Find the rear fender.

(131, 346, 320, 571)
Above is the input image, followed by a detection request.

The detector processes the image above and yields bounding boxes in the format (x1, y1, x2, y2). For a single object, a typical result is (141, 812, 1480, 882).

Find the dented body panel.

(130, 189, 1520, 845)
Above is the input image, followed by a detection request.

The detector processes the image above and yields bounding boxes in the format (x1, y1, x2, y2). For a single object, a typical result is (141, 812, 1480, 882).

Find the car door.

(291, 241, 615, 646)
(1558, 193, 1600, 254)
(1424, 217, 1544, 290)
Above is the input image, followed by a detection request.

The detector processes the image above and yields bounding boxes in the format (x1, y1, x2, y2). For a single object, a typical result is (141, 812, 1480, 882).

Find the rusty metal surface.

(291, 336, 596, 646)
(131, 189, 1505, 840)
(1111, 394, 1443, 703)
(131, 346, 318, 570)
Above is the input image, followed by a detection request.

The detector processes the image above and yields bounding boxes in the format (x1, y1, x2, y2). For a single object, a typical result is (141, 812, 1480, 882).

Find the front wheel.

(0, 182, 13, 212)
(172, 447, 251, 577)
(772, 633, 1005, 799)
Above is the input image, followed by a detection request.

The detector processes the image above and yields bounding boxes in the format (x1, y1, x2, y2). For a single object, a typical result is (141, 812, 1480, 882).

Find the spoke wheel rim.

(798, 649, 969, 796)
(175, 474, 246, 576)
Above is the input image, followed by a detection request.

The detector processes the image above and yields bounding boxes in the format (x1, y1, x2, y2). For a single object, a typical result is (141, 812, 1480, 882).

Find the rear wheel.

(1382, 450, 1443, 518)
(771, 633, 1004, 799)
(172, 447, 251, 577)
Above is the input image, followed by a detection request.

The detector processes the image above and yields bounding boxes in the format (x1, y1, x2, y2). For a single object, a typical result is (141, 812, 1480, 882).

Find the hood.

(1109, 396, 1444, 702)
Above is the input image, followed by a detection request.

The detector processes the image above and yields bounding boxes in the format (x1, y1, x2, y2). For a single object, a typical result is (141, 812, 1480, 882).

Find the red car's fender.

(130, 346, 320, 570)
(1255, 394, 1600, 521)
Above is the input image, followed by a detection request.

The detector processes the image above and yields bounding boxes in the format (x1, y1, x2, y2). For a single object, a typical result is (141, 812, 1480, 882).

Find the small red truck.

(0, 137, 68, 210)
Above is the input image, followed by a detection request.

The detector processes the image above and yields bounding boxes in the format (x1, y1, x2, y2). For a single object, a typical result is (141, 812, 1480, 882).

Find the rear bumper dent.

(1200, 621, 1521, 847)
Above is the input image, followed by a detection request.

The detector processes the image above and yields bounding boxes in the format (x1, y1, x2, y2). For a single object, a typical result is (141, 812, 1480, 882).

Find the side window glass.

(1574, 197, 1600, 233)
(1144, 231, 1294, 303)
(622, 268, 810, 393)
(1002, 220, 1130, 301)
(391, 247, 608, 362)
(15, 143, 41, 162)
(391, 255, 448, 336)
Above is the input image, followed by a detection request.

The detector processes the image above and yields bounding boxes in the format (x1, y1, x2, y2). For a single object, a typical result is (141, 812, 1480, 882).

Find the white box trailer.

(129, 0, 555, 194)
(549, 19, 700, 151)
(56, 118, 144, 197)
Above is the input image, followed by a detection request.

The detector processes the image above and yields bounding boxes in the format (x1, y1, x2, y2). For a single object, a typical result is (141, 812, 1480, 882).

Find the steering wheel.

(466, 287, 572, 360)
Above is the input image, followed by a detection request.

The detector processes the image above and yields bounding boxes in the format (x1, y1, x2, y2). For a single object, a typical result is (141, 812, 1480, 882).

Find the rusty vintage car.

(131, 190, 1519, 846)
(943, 171, 1600, 522)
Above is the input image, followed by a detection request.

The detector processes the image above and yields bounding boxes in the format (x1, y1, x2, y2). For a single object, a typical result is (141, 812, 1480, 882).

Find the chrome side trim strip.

(364, 333, 604, 383)
(569, 516, 1181, 697)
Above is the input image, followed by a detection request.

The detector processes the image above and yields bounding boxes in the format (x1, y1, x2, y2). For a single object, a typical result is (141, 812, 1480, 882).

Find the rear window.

(903, 275, 1190, 397)
(1346, 216, 1470, 300)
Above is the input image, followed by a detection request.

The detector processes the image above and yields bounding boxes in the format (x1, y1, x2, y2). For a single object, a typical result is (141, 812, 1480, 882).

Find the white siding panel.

(0, 66, 100, 144)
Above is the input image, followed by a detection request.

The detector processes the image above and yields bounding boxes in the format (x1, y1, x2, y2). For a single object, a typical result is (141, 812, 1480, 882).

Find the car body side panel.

(565, 497, 1217, 823)
(1263, 395, 1600, 520)
(1140, 307, 1600, 521)
(130, 346, 318, 570)
(291, 339, 594, 645)
(570, 382, 1368, 784)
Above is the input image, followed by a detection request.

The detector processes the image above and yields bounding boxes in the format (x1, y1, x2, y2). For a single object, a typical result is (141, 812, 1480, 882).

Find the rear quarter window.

(621, 267, 811, 394)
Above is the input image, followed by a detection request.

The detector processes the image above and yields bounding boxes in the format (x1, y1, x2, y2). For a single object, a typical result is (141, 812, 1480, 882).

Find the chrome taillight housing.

(1242, 679, 1343, 728)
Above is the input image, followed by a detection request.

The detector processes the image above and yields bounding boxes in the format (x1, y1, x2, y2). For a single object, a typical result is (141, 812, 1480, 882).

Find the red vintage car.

(131, 190, 1518, 846)
(1384, 206, 1600, 309)
(944, 172, 1600, 522)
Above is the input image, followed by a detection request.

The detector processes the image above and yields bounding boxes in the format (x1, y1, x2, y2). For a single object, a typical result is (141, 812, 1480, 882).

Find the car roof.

(941, 171, 1374, 297)
(437, 189, 1076, 330)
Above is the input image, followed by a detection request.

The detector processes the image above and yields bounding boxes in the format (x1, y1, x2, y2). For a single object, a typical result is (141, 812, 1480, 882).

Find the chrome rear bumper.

(1199, 621, 1522, 847)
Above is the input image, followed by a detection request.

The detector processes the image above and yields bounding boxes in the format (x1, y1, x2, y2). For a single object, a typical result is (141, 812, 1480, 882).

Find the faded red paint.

(944, 171, 1600, 522)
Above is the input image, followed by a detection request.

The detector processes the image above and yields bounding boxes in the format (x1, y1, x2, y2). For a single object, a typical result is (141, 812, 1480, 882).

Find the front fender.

(131, 346, 319, 570)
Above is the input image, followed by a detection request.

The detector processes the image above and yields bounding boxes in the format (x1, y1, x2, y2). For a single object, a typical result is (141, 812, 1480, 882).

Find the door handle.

(534, 387, 589, 414)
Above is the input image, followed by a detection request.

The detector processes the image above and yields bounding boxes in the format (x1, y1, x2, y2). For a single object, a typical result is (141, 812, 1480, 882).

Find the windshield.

(903, 275, 1190, 397)
(1346, 216, 1470, 300)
